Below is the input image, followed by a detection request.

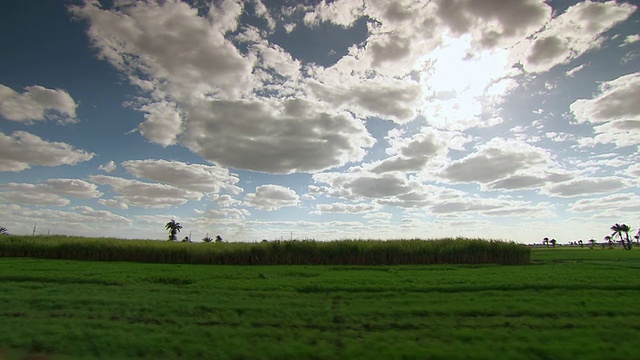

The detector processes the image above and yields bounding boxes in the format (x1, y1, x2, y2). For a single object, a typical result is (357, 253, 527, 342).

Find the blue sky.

(1, 0, 639, 243)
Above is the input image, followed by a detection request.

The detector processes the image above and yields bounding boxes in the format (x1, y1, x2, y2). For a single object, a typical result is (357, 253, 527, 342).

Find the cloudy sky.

(1, 0, 639, 243)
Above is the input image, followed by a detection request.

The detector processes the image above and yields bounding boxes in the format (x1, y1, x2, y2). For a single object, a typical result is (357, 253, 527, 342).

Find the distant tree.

(610, 223, 631, 250)
(543, 237, 549, 247)
(165, 220, 182, 241)
(605, 235, 613, 249)
(578, 239, 583, 248)
(182, 236, 191, 242)
(0, 226, 8, 235)
(215, 235, 223, 243)
(621, 224, 632, 250)
(202, 233, 213, 243)
(588, 239, 596, 249)
(635, 229, 640, 245)
(550, 239, 556, 248)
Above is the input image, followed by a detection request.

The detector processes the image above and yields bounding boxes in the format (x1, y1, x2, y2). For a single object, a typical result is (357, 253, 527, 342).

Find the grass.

(0, 235, 530, 265)
(0, 246, 638, 359)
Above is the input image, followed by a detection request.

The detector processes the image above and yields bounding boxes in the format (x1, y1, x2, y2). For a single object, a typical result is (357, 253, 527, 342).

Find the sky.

(1, 0, 639, 244)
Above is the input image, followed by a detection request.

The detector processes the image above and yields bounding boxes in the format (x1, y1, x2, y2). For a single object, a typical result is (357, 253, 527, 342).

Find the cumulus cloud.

(439, 138, 553, 185)
(371, 127, 453, 174)
(307, 77, 422, 123)
(0, 184, 70, 206)
(312, 202, 378, 215)
(522, 1, 636, 73)
(181, 98, 375, 174)
(543, 177, 628, 197)
(0, 83, 78, 124)
(0, 131, 94, 172)
(571, 72, 640, 147)
(621, 34, 640, 47)
(569, 192, 640, 213)
(244, 184, 300, 211)
(98, 160, 117, 173)
(90, 175, 203, 208)
(122, 159, 241, 194)
(69, 0, 255, 101)
(0, 204, 132, 235)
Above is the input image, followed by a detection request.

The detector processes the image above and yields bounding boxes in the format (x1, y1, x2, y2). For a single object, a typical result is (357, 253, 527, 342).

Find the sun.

(418, 35, 513, 130)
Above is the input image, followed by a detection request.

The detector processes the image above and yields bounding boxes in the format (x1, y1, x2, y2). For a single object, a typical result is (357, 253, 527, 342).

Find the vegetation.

(164, 220, 182, 241)
(0, 235, 529, 265)
(0, 226, 7, 235)
(611, 223, 632, 250)
(0, 247, 638, 359)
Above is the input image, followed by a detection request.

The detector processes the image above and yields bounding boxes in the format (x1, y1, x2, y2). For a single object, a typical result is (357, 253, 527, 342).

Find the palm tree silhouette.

(610, 223, 631, 250)
(605, 235, 613, 249)
(0, 226, 8, 235)
(165, 220, 182, 241)
(588, 239, 596, 249)
(543, 237, 549, 247)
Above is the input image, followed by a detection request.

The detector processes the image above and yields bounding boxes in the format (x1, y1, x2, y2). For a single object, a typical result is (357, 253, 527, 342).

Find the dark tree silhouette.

(543, 237, 549, 247)
(165, 220, 182, 241)
(550, 239, 556, 248)
(0, 226, 8, 235)
(588, 239, 596, 249)
(202, 234, 213, 243)
(610, 223, 631, 250)
(215, 235, 223, 243)
(578, 239, 583, 248)
(605, 235, 613, 249)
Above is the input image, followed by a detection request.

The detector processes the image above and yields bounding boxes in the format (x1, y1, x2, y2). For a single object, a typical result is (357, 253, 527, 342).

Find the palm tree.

(543, 237, 549, 247)
(215, 235, 223, 243)
(0, 226, 8, 235)
(635, 228, 640, 245)
(621, 224, 632, 250)
(202, 233, 213, 243)
(610, 223, 631, 250)
(550, 239, 556, 248)
(578, 239, 583, 248)
(611, 223, 624, 249)
(588, 239, 596, 249)
(605, 235, 613, 249)
(165, 220, 182, 241)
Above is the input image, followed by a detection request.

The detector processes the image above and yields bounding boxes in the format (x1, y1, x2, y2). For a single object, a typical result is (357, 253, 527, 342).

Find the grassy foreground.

(0, 236, 529, 265)
(1, 247, 639, 359)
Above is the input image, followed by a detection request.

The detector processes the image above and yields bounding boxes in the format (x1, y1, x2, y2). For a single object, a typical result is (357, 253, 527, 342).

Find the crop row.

(0, 236, 530, 265)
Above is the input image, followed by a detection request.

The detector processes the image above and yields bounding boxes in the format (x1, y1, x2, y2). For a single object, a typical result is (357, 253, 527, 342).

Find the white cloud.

(181, 98, 375, 174)
(565, 63, 587, 77)
(571, 72, 640, 148)
(312, 202, 378, 215)
(0, 204, 132, 237)
(439, 138, 554, 185)
(569, 192, 640, 213)
(543, 177, 628, 197)
(122, 159, 241, 195)
(0, 184, 70, 206)
(522, 1, 636, 73)
(98, 160, 117, 173)
(0, 83, 77, 124)
(621, 34, 640, 46)
(90, 175, 203, 208)
(371, 127, 455, 173)
(307, 77, 422, 124)
(70, 0, 255, 101)
(136, 101, 183, 147)
(98, 198, 129, 210)
(0, 131, 94, 172)
(244, 184, 300, 211)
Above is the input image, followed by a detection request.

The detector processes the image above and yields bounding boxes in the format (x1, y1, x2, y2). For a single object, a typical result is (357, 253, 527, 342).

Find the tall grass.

(0, 235, 530, 265)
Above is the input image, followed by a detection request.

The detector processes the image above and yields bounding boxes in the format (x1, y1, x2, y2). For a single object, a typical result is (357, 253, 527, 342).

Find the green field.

(0, 247, 639, 359)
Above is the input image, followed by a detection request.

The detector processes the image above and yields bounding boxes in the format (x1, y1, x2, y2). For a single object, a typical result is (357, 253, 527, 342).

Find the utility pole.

(32, 223, 37, 236)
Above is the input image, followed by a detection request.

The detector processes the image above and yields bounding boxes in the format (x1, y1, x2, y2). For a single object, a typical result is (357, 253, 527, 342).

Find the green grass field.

(0, 246, 639, 359)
